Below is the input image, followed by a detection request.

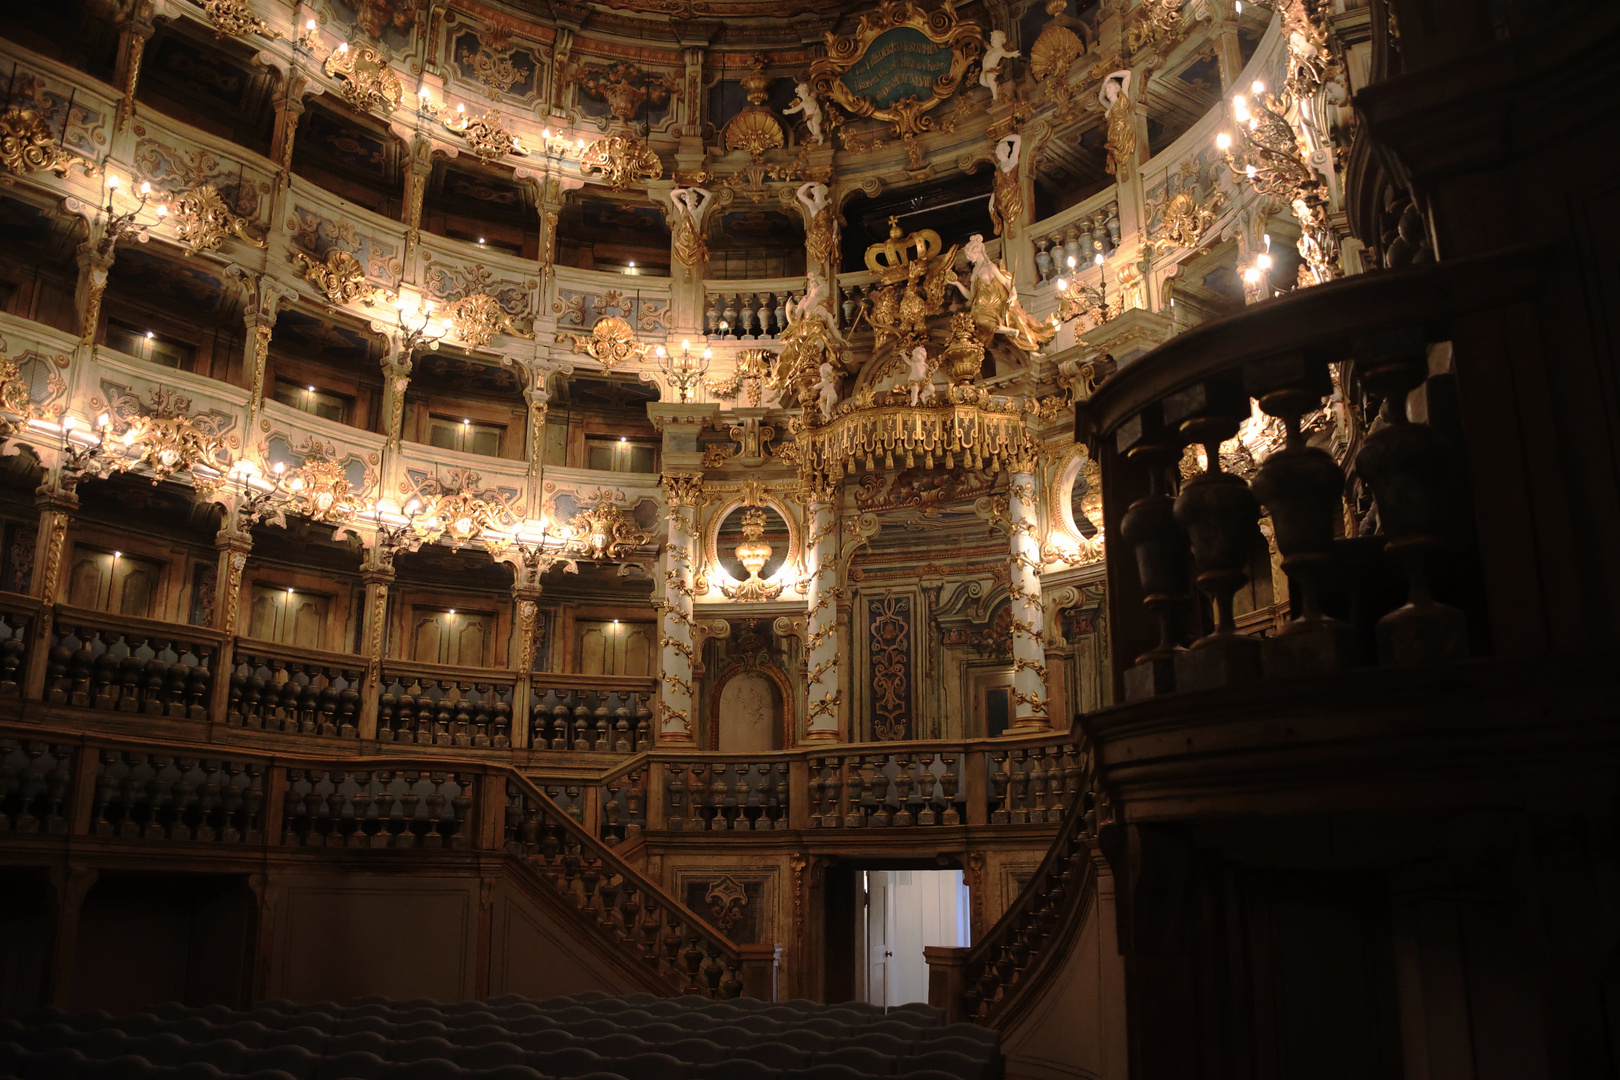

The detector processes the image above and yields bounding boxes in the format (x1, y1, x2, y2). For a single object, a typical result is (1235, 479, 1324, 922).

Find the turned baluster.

(666, 762, 688, 831)
(572, 701, 592, 751)
(870, 758, 893, 828)
(1168, 379, 1265, 690)
(841, 757, 865, 828)
(1026, 750, 1048, 824)
(613, 704, 632, 753)
(1118, 409, 1195, 700)
(349, 774, 374, 847)
(1352, 329, 1471, 665)
(92, 752, 118, 835)
(916, 754, 939, 826)
(422, 774, 448, 848)
(940, 753, 962, 826)
(990, 752, 1011, 824)
(891, 755, 914, 827)
(734, 765, 757, 831)
(825, 759, 846, 828)
(1246, 352, 1359, 674)
(1008, 750, 1031, 824)
(433, 687, 454, 746)
(603, 780, 623, 844)
(807, 759, 826, 828)
(551, 701, 570, 749)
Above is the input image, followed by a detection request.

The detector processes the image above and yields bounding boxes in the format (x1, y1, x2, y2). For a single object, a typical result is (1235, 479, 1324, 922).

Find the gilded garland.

(323, 43, 403, 116)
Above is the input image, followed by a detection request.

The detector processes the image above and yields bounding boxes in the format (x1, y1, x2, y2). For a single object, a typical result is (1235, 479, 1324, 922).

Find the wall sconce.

(655, 339, 712, 404)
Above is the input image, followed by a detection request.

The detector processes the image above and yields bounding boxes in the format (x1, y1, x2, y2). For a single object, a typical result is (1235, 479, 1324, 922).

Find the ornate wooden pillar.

(270, 73, 308, 195)
(23, 479, 76, 700)
(208, 516, 252, 724)
(73, 243, 114, 354)
(657, 473, 702, 745)
(403, 134, 434, 270)
(226, 268, 299, 429)
(113, 0, 155, 134)
(358, 543, 395, 741)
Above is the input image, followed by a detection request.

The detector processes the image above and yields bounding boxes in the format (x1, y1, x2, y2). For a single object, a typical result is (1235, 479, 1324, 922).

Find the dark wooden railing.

(529, 673, 656, 753)
(0, 727, 771, 999)
(1078, 254, 1517, 701)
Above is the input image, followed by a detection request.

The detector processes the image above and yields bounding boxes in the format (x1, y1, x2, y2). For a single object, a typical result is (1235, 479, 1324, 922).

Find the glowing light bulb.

(681, 338, 691, 351)
(307, 385, 316, 393)
(1235, 0, 1242, 10)
(145, 331, 154, 340)
(655, 345, 667, 357)
(1246, 164, 1257, 179)
(1095, 253, 1105, 266)
(456, 103, 465, 114)
(1258, 253, 1273, 270)
(1066, 255, 1077, 269)
(1243, 267, 1261, 284)
(703, 348, 712, 359)
(305, 19, 316, 29)
(477, 237, 485, 245)
(139, 181, 150, 195)
(287, 587, 295, 595)
(1252, 80, 1265, 96)
(1216, 132, 1232, 150)
(462, 418, 470, 425)
(405, 499, 420, 514)
(542, 127, 551, 139)
(337, 42, 347, 53)
(106, 174, 119, 189)
(1055, 278, 1068, 291)
(63, 416, 76, 432)
(1263, 233, 1272, 250)
(448, 608, 456, 616)
(620, 436, 627, 443)
(96, 413, 109, 429)
(113, 551, 121, 559)
(156, 204, 167, 218)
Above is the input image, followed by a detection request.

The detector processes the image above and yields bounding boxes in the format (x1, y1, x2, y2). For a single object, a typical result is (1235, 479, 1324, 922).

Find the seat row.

(0, 1046, 983, 1080)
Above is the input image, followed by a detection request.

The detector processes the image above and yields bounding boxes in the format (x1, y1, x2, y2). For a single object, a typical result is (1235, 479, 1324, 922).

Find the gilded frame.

(806, 0, 984, 138)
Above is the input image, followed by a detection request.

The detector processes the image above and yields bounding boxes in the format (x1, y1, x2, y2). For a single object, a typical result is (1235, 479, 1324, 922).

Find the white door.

(882, 870, 971, 1005)
(864, 871, 892, 1005)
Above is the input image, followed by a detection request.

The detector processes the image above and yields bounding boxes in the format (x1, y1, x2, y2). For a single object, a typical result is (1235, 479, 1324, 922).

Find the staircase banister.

(503, 768, 743, 961)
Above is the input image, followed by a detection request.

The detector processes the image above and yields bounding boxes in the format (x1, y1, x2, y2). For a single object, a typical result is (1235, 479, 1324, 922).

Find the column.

(23, 480, 77, 699)
(113, 1, 155, 134)
(803, 488, 842, 742)
(208, 519, 252, 724)
(658, 472, 702, 744)
(270, 73, 308, 194)
(226, 269, 298, 429)
(74, 243, 114, 353)
(1007, 455, 1051, 732)
(509, 583, 541, 750)
(403, 133, 434, 269)
(534, 176, 569, 297)
(358, 543, 395, 740)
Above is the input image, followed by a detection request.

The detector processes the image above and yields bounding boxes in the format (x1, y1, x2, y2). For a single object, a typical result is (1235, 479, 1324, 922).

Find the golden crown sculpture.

(865, 217, 945, 286)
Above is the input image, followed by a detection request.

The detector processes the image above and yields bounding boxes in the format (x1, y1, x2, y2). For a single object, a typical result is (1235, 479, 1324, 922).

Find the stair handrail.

(502, 768, 757, 998)
(956, 730, 1107, 1023)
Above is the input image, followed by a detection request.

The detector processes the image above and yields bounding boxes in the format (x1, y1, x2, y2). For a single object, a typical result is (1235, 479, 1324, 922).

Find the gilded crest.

(556, 315, 648, 370)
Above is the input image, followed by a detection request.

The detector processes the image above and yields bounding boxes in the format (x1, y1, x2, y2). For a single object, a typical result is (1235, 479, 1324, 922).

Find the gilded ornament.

(117, 413, 229, 485)
(412, 488, 516, 549)
(444, 108, 526, 163)
(200, 0, 276, 39)
(1152, 188, 1224, 248)
(806, 0, 984, 140)
(446, 292, 531, 347)
(0, 106, 67, 180)
(1126, 0, 1184, 54)
(720, 508, 784, 602)
(723, 54, 785, 160)
(0, 354, 30, 416)
(563, 495, 653, 561)
(323, 43, 403, 116)
(579, 135, 662, 191)
(293, 248, 376, 306)
(170, 183, 266, 256)
(1029, 0, 1082, 82)
(556, 315, 649, 370)
(283, 452, 362, 524)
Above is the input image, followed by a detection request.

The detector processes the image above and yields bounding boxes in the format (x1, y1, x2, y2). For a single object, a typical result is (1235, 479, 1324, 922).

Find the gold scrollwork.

(556, 315, 648, 370)
(170, 183, 267, 256)
(292, 248, 377, 306)
(579, 135, 662, 191)
(323, 43, 403, 116)
(0, 106, 67, 181)
(446, 293, 531, 347)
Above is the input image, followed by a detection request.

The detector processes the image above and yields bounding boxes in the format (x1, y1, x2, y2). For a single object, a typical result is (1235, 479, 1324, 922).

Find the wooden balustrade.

(600, 763, 647, 845)
(1081, 255, 1514, 699)
(502, 772, 752, 998)
(377, 662, 516, 748)
(282, 767, 476, 849)
(227, 639, 364, 738)
(661, 758, 791, 832)
(90, 750, 266, 842)
(529, 674, 655, 754)
(806, 748, 968, 829)
(0, 592, 38, 699)
(45, 607, 221, 720)
(0, 738, 74, 833)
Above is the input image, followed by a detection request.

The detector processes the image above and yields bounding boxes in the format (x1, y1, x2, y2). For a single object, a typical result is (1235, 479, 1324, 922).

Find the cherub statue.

(815, 360, 839, 421)
(980, 30, 1021, 102)
(784, 81, 825, 144)
(907, 345, 935, 406)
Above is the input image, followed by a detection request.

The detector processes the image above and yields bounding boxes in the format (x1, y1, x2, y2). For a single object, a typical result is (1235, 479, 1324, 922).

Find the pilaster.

(803, 494, 842, 742)
(23, 482, 77, 700)
(358, 545, 396, 741)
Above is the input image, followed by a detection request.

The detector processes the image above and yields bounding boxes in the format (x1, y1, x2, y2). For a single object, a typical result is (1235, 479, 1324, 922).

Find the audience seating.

(0, 993, 1001, 1080)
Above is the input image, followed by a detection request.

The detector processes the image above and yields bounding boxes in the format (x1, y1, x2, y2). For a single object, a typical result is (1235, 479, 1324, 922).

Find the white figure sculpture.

(784, 81, 825, 144)
(995, 132, 1021, 173)
(907, 345, 934, 406)
(796, 181, 829, 221)
(980, 30, 1021, 102)
(815, 360, 839, 421)
(1100, 69, 1132, 114)
(670, 185, 713, 224)
(795, 267, 829, 325)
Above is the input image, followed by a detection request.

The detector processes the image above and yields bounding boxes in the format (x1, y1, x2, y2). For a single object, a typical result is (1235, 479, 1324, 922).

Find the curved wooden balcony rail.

(1078, 248, 1536, 701)
(0, 728, 771, 999)
(926, 740, 1105, 1025)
